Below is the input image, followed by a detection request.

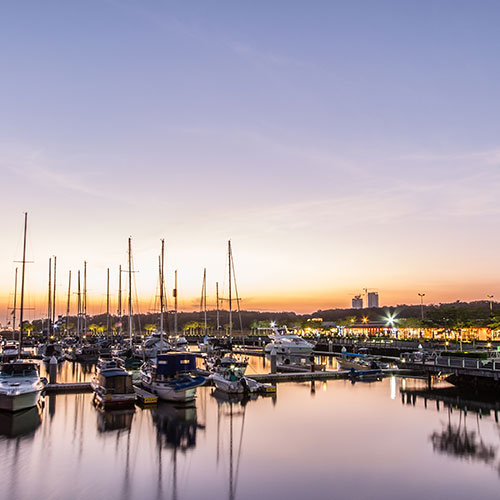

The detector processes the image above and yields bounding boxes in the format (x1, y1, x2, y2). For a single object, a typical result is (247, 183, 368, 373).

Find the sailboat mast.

(52, 256, 57, 337)
(128, 237, 133, 349)
(12, 267, 18, 335)
(203, 268, 207, 335)
(174, 270, 178, 335)
(228, 240, 232, 340)
(47, 257, 52, 336)
(159, 239, 165, 345)
(77, 270, 81, 337)
(66, 270, 71, 334)
(18, 212, 27, 358)
(83, 261, 87, 335)
(216, 281, 220, 331)
(118, 265, 122, 317)
(106, 267, 110, 338)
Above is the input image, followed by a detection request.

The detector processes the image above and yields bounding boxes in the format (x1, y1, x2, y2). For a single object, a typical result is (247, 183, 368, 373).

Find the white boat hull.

(0, 388, 42, 412)
(264, 344, 313, 356)
(142, 379, 197, 402)
(211, 373, 259, 394)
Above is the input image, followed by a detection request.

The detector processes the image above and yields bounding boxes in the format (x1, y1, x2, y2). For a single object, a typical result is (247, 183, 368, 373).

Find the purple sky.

(1, 1, 500, 318)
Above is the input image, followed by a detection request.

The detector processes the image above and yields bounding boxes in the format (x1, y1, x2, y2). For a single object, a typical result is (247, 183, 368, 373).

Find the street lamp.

(418, 293, 425, 320)
(487, 295, 494, 315)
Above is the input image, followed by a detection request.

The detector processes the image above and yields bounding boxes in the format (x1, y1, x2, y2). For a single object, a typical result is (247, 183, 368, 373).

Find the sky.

(1, 0, 500, 321)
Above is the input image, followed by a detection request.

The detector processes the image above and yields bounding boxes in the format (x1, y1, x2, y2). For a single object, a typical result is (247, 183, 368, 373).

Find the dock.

(45, 382, 92, 393)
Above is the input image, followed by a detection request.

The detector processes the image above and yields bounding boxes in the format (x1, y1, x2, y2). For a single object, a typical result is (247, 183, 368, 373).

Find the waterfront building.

(352, 295, 363, 309)
(367, 292, 379, 308)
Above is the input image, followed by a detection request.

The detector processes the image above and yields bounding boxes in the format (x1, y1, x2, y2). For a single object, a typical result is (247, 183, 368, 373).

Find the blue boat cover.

(101, 369, 129, 377)
(156, 353, 196, 376)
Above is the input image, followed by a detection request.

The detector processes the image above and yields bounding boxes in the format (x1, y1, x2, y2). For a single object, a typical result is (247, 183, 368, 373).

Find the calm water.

(1, 363, 499, 500)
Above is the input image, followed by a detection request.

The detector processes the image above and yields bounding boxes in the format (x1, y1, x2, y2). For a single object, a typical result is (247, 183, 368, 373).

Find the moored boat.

(0, 361, 47, 412)
(91, 358, 136, 409)
(140, 352, 205, 403)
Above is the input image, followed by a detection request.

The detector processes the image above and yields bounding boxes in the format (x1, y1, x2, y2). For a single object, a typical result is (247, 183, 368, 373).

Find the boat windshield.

(0, 363, 38, 377)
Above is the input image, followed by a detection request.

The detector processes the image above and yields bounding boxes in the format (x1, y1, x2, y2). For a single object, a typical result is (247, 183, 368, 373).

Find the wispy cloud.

(230, 41, 307, 68)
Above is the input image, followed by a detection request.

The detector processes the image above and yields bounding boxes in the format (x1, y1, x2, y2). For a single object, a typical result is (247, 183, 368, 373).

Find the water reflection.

(1, 377, 499, 500)
(97, 407, 135, 433)
(0, 406, 42, 438)
(211, 389, 250, 500)
(401, 384, 500, 475)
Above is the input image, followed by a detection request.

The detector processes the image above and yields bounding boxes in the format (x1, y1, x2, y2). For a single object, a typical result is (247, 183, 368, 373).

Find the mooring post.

(270, 346, 277, 374)
(49, 355, 57, 384)
(328, 340, 333, 352)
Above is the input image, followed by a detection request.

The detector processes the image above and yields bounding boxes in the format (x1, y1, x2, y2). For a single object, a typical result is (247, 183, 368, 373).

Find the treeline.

(24, 299, 500, 333)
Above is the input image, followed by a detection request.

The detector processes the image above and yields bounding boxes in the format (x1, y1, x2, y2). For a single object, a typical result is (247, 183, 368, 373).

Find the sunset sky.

(1, 1, 500, 321)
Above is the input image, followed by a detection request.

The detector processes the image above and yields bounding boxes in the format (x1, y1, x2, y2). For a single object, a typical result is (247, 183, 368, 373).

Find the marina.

(1, 372, 499, 500)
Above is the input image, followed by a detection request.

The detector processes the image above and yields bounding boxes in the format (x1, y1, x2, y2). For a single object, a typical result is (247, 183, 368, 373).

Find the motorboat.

(134, 332, 171, 359)
(170, 335, 189, 352)
(210, 369, 260, 394)
(75, 344, 100, 362)
(40, 343, 64, 363)
(337, 352, 381, 371)
(140, 352, 206, 403)
(91, 358, 136, 409)
(206, 352, 248, 377)
(198, 336, 232, 354)
(0, 361, 47, 412)
(264, 329, 315, 356)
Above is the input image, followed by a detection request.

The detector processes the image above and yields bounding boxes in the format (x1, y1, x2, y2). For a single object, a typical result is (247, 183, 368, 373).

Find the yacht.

(264, 329, 315, 356)
(336, 352, 381, 371)
(91, 358, 136, 409)
(134, 332, 171, 359)
(0, 361, 47, 412)
(140, 352, 205, 403)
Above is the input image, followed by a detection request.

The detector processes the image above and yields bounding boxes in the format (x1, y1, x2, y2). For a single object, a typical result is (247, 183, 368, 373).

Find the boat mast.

(203, 268, 207, 336)
(66, 270, 71, 334)
(47, 257, 52, 336)
(77, 270, 81, 337)
(18, 212, 27, 359)
(159, 239, 165, 350)
(52, 256, 57, 337)
(128, 237, 133, 349)
(106, 267, 110, 338)
(216, 281, 220, 331)
(228, 240, 232, 340)
(83, 261, 87, 335)
(12, 267, 18, 335)
(173, 269, 178, 335)
(118, 264, 122, 336)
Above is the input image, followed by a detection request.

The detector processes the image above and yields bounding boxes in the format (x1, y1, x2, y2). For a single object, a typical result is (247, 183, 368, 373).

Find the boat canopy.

(156, 353, 196, 376)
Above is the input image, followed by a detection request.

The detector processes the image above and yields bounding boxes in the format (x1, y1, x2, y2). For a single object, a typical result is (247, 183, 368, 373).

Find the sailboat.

(0, 213, 47, 412)
(140, 240, 205, 402)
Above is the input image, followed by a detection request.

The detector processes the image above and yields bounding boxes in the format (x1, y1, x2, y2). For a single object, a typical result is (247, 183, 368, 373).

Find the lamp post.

(418, 293, 425, 320)
(487, 295, 494, 315)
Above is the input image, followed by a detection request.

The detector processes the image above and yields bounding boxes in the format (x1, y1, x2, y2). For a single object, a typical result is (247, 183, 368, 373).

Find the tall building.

(367, 292, 379, 308)
(352, 295, 363, 309)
